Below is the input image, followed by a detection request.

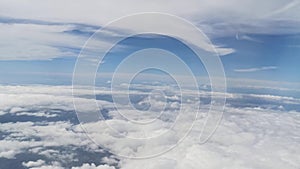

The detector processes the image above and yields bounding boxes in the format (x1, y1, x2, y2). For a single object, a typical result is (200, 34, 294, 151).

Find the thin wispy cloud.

(263, 0, 300, 18)
(234, 66, 277, 73)
(235, 33, 263, 43)
(0, 0, 299, 60)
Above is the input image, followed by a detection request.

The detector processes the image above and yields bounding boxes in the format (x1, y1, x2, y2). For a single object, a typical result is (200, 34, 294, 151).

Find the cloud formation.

(71, 163, 115, 169)
(0, 85, 299, 168)
(234, 66, 278, 72)
(0, 0, 299, 26)
(1, 0, 299, 60)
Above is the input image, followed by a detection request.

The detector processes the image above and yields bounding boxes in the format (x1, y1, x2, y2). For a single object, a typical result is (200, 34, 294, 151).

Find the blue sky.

(0, 31, 299, 85)
(0, 0, 299, 87)
(1, 2, 300, 168)
(216, 33, 300, 82)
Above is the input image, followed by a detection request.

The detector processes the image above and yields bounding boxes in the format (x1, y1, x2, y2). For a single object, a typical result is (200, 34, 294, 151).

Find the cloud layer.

(1, 0, 299, 60)
(0, 84, 299, 168)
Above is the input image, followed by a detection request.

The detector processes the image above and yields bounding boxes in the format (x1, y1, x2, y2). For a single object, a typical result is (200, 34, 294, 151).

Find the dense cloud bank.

(0, 85, 299, 169)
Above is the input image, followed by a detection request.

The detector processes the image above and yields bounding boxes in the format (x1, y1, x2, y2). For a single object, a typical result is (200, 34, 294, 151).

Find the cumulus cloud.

(0, 85, 299, 169)
(22, 159, 45, 168)
(71, 163, 115, 169)
(117, 106, 300, 169)
(28, 161, 64, 169)
(0, 121, 91, 159)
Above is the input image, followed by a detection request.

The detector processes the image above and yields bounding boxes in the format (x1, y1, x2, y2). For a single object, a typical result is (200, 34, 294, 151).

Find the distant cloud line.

(234, 66, 277, 73)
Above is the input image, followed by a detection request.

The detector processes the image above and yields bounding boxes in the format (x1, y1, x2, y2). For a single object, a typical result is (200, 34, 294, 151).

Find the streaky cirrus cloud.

(0, 0, 299, 27)
(0, 0, 299, 60)
(0, 17, 235, 60)
(234, 66, 277, 72)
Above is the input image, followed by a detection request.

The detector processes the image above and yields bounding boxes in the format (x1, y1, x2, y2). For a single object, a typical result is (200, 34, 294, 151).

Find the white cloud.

(225, 77, 300, 92)
(0, 16, 234, 60)
(263, 0, 300, 18)
(0, 139, 41, 159)
(0, 0, 299, 60)
(0, 85, 299, 169)
(235, 33, 263, 43)
(101, 157, 118, 166)
(29, 161, 64, 169)
(0, 23, 81, 60)
(0, 149, 19, 159)
(0, 0, 299, 26)
(215, 46, 235, 56)
(0, 22, 122, 60)
(234, 66, 278, 72)
(117, 106, 300, 169)
(31, 166, 63, 169)
(22, 159, 45, 168)
(72, 163, 115, 169)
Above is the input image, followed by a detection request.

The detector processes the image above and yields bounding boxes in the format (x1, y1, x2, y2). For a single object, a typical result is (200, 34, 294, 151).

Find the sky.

(0, 0, 300, 87)
(1, 1, 300, 169)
